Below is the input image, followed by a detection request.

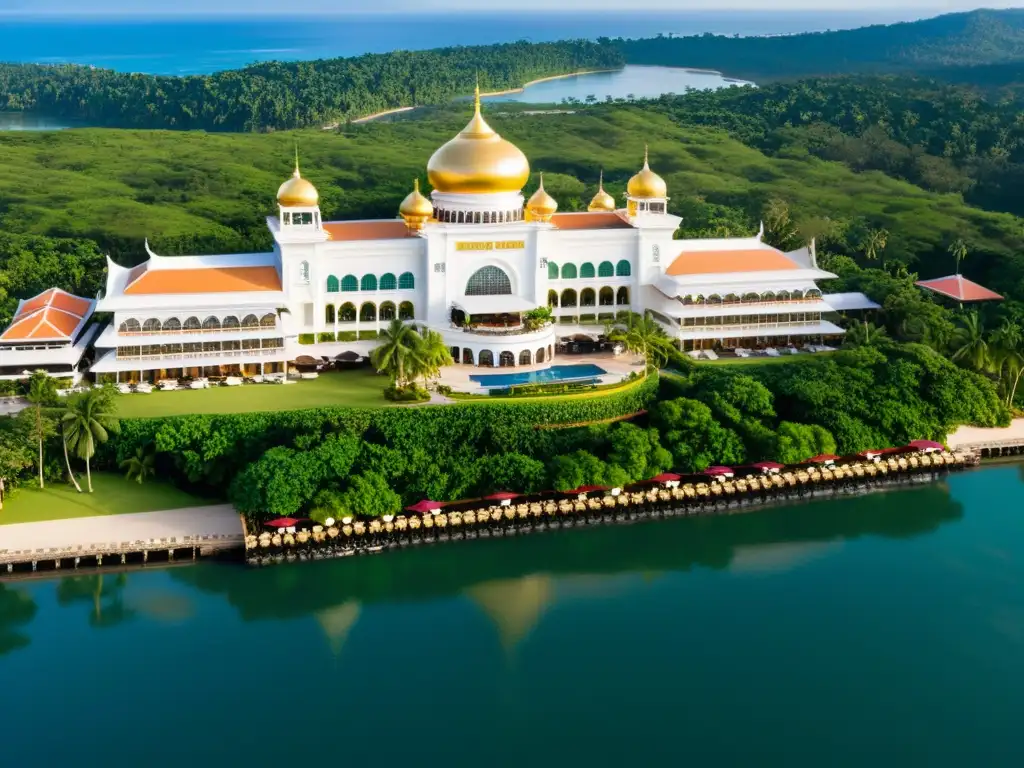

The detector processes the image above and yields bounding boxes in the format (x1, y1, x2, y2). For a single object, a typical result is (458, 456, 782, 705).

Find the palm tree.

(950, 312, 989, 372)
(370, 319, 422, 387)
(120, 445, 155, 485)
(62, 388, 120, 493)
(25, 370, 56, 489)
(860, 228, 889, 264)
(990, 320, 1024, 407)
(843, 321, 889, 349)
(948, 238, 969, 274)
(414, 327, 453, 389)
(609, 312, 673, 376)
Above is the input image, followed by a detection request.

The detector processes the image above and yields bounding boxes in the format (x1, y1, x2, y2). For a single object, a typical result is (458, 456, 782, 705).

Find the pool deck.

(437, 352, 644, 393)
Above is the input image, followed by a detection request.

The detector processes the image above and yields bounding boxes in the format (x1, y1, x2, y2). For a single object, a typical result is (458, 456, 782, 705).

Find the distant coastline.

(480, 68, 622, 98)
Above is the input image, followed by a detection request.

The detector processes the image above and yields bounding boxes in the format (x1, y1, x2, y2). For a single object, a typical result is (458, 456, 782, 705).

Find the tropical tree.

(950, 312, 989, 372)
(62, 388, 120, 493)
(120, 445, 155, 485)
(414, 327, 454, 389)
(948, 238, 969, 274)
(608, 312, 674, 376)
(843, 321, 889, 348)
(25, 370, 57, 488)
(369, 319, 422, 387)
(860, 228, 889, 264)
(989, 320, 1024, 407)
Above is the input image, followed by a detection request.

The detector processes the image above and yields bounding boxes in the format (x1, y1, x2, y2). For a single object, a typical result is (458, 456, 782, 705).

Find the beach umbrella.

(265, 517, 301, 528)
(565, 485, 608, 496)
(650, 472, 682, 483)
(484, 491, 520, 507)
(806, 454, 840, 465)
(908, 439, 945, 452)
(752, 461, 784, 473)
(703, 466, 735, 477)
(404, 499, 446, 515)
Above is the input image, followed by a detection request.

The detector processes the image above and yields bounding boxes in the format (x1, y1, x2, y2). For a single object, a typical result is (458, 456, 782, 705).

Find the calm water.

(470, 363, 607, 387)
(4, 464, 1024, 766)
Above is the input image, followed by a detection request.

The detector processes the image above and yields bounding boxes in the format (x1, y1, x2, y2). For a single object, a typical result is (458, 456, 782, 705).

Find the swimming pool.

(469, 363, 607, 388)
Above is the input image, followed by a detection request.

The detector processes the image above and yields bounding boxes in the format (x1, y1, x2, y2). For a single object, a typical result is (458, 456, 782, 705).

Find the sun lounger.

(189, 378, 209, 390)
(704, 349, 719, 361)
(117, 384, 133, 394)
(224, 376, 243, 387)
(299, 371, 319, 380)
(765, 347, 780, 357)
(686, 350, 702, 360)
(135, 383, 154, 394)
(736, 349, 750, 358)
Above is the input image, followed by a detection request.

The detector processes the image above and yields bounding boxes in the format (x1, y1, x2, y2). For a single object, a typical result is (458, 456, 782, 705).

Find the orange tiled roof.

(124, 266, 282, 295)
(323, 221, 411, 241)
(551, 212, 631, 230)
(915, 275, 1003, 302)
(1, 288, 92, 342)
(666, 248, 799, 276)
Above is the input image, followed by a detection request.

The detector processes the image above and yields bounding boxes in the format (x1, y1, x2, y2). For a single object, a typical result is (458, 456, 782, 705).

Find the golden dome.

(277, 161, 319, 207)
(588, 170, 616, 211)
(627, 146, 667, 199)
(427, 85, 530, 194)
(526, 174, 558, 222)
(399, 179, 434, 230)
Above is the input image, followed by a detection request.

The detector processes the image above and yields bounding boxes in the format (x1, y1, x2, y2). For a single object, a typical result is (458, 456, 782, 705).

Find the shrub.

(358, 330, 379, 340)
(318, 332, 336, 343)
(336, 331, 357, 341)
(298, 333, 315, 345)
(383, 385, 430, 402)
(436, 384, 453, 395)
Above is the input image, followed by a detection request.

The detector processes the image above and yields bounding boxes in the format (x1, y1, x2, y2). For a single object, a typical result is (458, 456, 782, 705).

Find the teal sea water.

(3, 464, 1024, 766)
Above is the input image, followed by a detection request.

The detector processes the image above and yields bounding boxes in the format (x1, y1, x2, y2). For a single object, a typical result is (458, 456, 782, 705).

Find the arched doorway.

(463, 348, 474, 365)
(519, 349, 531, 365)
(536, 347, 546, 363)
(479, 350, 494, 367)
(499, 351, 515, 367)
(466, 266, 512, 296)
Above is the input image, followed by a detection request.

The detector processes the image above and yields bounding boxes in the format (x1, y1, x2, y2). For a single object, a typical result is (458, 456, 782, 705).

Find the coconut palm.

(843, 321, 889, 349)
(609, 312, 674, 376)
(370, 319, 422, 387)
(950, 312, 989, 372)
(120, 445, 155, 485)
(948, 238, 969, 274)
(414, 327, 453, 389)
(25, 370, 56, 489)
(860, 228, 889, 264)
(62, 388, 120, 493)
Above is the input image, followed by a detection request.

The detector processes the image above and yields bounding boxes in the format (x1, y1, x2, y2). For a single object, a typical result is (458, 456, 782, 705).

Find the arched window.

(299, 261, 310, 284)
(479, 350, 494, 367)
(379, 301, 396, 321)
(260, 314, 276, 328)
(339, 303, 356, 322)
(457, 212, 465, 224)
(807, 288, 822, 299)
(361, 274, 378, 292)
(548, 290, 558, 308)
(398, 301, 414, 320)
(561, 289, 577, 308)
(483, 211, 491, 224)
(599, 287, 614, 306)
(499, 351, 515, 367)
(536, 347, 546, 364)
(398, 272, 415, 290)
(580, 263, 596, 279)
(561, 263, 577, 280)
(202, 316, 221, 331)
(548, 262, 559, 280)
(327, 275, 340, 293)
(792, 289, 804, 300)
(341, 275, 358, 292)
(220, 316, 237, 331)
(142, 318, 161, 333)
(777, 290, 791, 301)
(519, 350, 532, 365)
(743, 292, 759, 302)
(184, 316, 202, 332)
(241, 314, 259, 329)
(617, 287, 630, 305)
(119, 318, 141, 334)
(463, 348, 474, 365)
(616, 260, 631, 277)
(581, 288, 596, 307)
(548, 344, 553, 360)
(598, 261, 614, 278)
(326, 304, 336, 324)
(465, 266, 512, 296)
(724, 293, 740, 304)
(360, 303, 377, 322)
(379, 273, 397, 291)
(762, 291, 776, 303)
(708, 295, 723, 305)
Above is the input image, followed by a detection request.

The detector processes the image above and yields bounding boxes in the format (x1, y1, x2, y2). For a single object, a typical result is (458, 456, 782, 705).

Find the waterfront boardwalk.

(947, 418, 1024, 456)
(1, 504, 243, 572)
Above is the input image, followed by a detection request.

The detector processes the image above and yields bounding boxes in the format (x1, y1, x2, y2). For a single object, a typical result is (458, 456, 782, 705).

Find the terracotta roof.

(323, 220, 411, 241)
(551, 212, 631, 231)
(666, 248, 799, 276)
(125, 266, 282, 295)
(1, 288, 93, 342)
(915, 275, 1003, 302)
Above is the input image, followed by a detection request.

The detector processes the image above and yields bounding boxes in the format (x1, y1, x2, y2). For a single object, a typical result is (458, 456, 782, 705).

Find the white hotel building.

(21, 89, 855, 383)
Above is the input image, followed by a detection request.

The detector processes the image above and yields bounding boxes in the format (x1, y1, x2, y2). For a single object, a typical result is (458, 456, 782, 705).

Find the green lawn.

(114, 369, 397, 419)
(695, 352, 839, 367)
(0, 472, 213, 526)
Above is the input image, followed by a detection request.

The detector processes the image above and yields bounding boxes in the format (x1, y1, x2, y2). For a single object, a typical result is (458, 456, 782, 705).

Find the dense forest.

(0, 40, 623, 132)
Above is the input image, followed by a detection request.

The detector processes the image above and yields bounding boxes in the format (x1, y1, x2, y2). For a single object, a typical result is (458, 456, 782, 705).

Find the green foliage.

(340, 472, 402, 518)
(62, 388, 120, 493)
(473, 453, 547, 495)
(650, 397, 745, 472)
(119, 445, 155, 485)
(383, 385, 430, 402)
(774, 422, 838, 465)
(550, 450, 609, 491)
(317, 332, 336, 343)
(298, 334, 315, 345)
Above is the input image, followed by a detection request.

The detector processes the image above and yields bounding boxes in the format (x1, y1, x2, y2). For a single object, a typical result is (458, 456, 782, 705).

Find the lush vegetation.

(0, 40, 622, 132)
(618, 9, 1024, 80)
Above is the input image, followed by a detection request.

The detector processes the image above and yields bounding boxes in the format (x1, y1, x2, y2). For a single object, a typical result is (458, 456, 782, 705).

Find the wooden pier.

(957, 438, 1024, 460)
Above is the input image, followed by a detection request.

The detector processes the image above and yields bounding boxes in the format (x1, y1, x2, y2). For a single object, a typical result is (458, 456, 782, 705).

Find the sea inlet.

(2, 463, 1023, 766)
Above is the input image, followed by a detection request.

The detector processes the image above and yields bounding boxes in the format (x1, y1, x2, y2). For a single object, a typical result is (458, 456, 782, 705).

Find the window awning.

(453, 295, 537, 314)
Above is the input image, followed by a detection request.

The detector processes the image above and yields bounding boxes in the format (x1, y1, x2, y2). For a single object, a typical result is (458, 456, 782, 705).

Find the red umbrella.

(484, 491, 521, 501)
(806, 454, 840, 464)
(908, 440, 945, 451)
(566, 485, 608, 495)
(703, 466, 734, 477)
(404, 499, 446, 514)
(265, 517, 300, 528)
(650, 472, 682, 483)
(752, 462, 784, 471)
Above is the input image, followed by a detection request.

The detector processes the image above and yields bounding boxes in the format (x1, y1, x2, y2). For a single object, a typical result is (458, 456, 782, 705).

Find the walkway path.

(1, 504, 242, 555)
(947, 419, 1024, 450)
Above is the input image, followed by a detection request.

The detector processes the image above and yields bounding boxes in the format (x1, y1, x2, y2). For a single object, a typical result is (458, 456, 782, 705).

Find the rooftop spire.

(598, 169, 605, 189)
(643, 144, 650, 169)
(293, 142, 301, 178)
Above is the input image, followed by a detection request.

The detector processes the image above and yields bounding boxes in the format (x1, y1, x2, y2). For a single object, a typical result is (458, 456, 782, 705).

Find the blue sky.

(4, 1, 1024, 15)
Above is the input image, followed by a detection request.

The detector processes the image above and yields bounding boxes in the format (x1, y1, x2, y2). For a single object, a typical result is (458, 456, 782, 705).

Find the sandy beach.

(946, 418, 1024, 449)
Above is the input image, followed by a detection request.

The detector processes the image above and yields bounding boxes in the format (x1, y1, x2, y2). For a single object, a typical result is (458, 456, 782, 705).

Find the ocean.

(0, 11, 924, 75)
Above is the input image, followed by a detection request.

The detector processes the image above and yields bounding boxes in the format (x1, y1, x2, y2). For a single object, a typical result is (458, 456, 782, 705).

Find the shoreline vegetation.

(477, 67, 623, 98)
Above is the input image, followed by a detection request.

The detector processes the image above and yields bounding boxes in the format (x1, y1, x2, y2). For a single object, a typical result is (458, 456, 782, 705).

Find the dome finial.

(599, 169, 605, 189)
(293, 142, 301, 177)
(643, 144, 650, 169)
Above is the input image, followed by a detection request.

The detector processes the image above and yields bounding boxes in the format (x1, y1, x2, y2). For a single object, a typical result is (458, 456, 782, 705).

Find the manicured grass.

(114, 369, 397, 418)
(0, 472, 212, 526)
(697, 352, 838, 367)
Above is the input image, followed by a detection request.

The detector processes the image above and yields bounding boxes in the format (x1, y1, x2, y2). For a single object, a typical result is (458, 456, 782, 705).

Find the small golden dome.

(526, 174, 558, 222)
(427, 85, 530, 194)
(277, 161, 319, 207)
(627, 146, 667, 199)
(588, 170, 616, 212)
(399, 179, 434, 231)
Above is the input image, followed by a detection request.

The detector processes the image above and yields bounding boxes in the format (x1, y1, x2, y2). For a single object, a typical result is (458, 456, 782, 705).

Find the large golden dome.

(588, 170, 616, 212)
(427, 86, 530, 194)
(277, 162, 319, 207)
(627, 146, 667, 199)
(526, 174, 558, 222)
